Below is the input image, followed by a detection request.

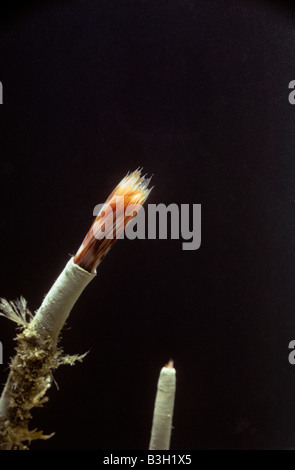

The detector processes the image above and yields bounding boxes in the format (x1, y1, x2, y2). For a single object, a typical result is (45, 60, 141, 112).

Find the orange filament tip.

(165, 360, 174, 369)
(73, 169, 153, 273)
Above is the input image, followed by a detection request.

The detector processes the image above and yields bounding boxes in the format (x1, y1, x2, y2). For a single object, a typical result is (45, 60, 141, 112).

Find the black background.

(0, 0, 295, 450)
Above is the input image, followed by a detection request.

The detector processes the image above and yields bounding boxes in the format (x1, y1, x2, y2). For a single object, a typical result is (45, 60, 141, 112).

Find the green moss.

(0, 323, 86, 450)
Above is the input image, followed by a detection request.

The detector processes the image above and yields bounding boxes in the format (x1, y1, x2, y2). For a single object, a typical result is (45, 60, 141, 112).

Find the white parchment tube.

(149, 364, 176, 450)
(0, 168, 153, 450)
(0, 258, 96, 426)
(31, 257, 96, 340)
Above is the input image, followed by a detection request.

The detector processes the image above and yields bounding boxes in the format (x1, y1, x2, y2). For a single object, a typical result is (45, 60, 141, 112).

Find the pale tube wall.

(149, 366, 176, 450)
(0, 258, 96, 426)
(31, 257, 96, 340)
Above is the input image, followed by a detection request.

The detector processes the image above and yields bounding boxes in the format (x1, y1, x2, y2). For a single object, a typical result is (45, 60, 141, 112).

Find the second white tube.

(149, 364, 176, 450)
